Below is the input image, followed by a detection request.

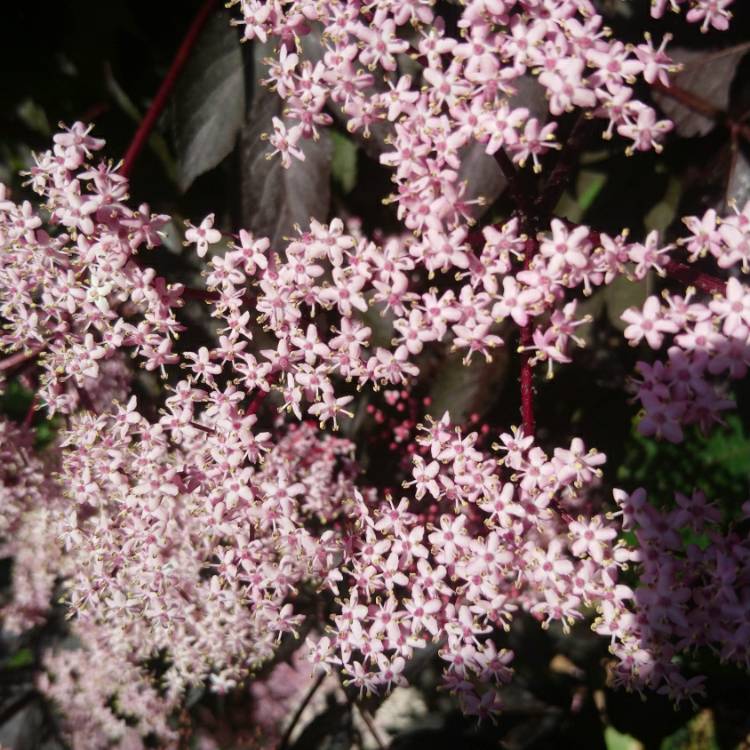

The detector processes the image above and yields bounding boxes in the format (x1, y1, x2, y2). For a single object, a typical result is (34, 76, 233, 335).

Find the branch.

(277, 672, 326, 750)
(557, 218, 727, 295)
(246, 373, 280, 416)
(651, 80, 722, 121)
(536, 114, 595, 218)
(120, 0, 218, 178)
(353, 703, 386, 750)
(0, 344, 46, 374)
(663, 259, 726, 295)
(651, 80, 750, 141)
(181, 286, 221, 302)
(22, 393, 39, 429)
(518, 235, 538, 439)
(491, 148, 547, 437)
(0, 690, 37, 726)
(493, 148, 534, 216)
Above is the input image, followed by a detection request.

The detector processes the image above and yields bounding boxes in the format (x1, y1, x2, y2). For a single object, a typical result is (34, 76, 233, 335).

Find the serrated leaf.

(172, 11, 245, 192)
(653, 44, 750, 137)
(240, 42, 331, 250)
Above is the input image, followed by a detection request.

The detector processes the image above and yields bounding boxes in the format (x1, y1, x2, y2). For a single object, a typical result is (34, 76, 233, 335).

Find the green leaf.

(577, 170, 607, 213)
(617, 414, 750, 506)
(645, 176, 682, 234)
(16, 99, 50, 136)
(331, 131, 358, 194)
(660, 710, 718, 750)
(105, 65, 176, 183)
(0, 379, 33, 419)
(703, 414, 750, 475)
(604, 273, 651, 333)
(556, 170, 607, 222)
(4, 648, 33, 669)
(605, 727, 641, 750)
(172, 10, 245, 192)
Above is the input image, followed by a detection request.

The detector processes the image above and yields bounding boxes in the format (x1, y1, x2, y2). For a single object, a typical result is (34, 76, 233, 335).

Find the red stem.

(559, 219, 728, 295)
(23, 393, 38, 429)
(120, 0, 218, 178)
(519, 237, 536, 437)
(492, 149, 538, 436)
(0, 345, 45, 373)
(651, 80, 722, 121)
(663, 259, 726, 295)
(182, 286, 220, 302)
(247, 374, 280, 416)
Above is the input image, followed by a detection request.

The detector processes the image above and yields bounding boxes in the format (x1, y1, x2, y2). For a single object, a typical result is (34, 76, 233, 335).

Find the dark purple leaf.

(172, 11, 245, 192)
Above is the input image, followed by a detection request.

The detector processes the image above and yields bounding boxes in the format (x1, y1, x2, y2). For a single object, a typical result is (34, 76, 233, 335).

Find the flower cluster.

(0, 418, 64, 634)
(0, 123, 179, 415)
(0, 0, 747, 747)
(238, 0, 682, 167)
(604, 486, 750, 700)
(623, 204, 750, 443)
(651, 0, 734, 32)
(306, 419, 619, 717)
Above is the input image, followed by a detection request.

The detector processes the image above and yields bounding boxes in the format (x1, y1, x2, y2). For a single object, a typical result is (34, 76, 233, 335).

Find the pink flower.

(710, 278, 750, 335)
(569, 517, 617, 563)
(185, 214, 222, 258)
(622, 296, 678, 349)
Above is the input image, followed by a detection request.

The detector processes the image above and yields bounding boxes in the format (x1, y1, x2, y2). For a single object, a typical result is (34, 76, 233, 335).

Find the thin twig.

(354, 702, 386, 750)
(557, 218, 727, 295)
(277, 672, 326, 750)
(120, 0, 218, 178)
(22, 393, 39, 429)
(651, 80, 750, 142)
(493, 148, 535, 216)
(651, 80, 723, 121)
(182, 286, 221, 303)
(247, 374, 279, 416)
(519, 236, 537, 438)
(0, 690, 37, 725)
(492, 148, 543, 437)
(0, 345, 45, 373)
(536, 114, 595, 218)
(663, 259, 726, 295)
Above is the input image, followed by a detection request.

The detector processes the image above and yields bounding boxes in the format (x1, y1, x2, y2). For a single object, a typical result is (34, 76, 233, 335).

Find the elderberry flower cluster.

(0, 0, 748, 746)
(623, 204, 750, 442)
(0, 124, 178, 414)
